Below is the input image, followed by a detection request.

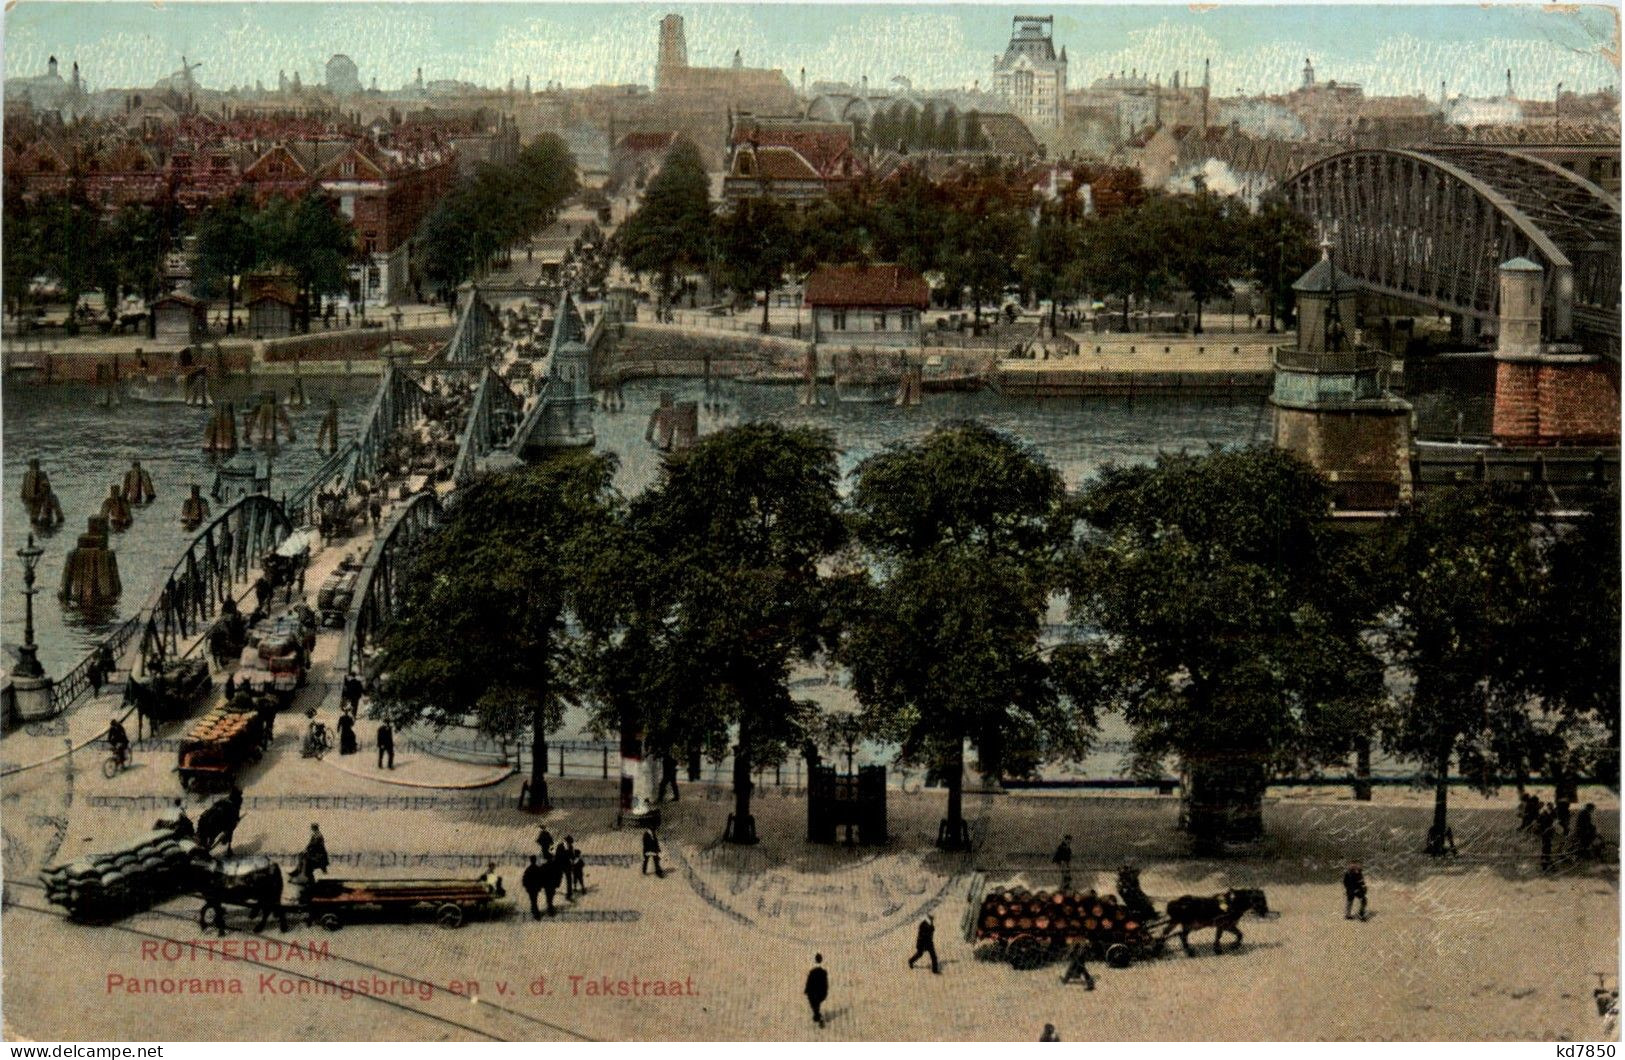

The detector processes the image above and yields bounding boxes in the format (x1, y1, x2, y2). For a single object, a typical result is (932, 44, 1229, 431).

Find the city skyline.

(4, 2, 1619, 101)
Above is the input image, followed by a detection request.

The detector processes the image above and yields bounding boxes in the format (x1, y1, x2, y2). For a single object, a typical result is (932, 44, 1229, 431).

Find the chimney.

(1506, 68, 1514, 100)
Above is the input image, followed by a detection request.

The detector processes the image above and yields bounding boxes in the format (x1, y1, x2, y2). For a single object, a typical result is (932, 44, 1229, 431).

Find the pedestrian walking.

(1040, 1024, 1061, 1041)
(561, 836, 578, 899)
(536, 827, 554, 859)
(1539, 809, 1558, 872)
(522, 856, 545, 920)
(302, 824, 330, 878)
(1557, 797, 1572, 834)
(1342, 862, 1367, 920)
(539, 852, 564, 915)
(657, 752, 680, 802)
(570, 842, 586, 894)
(1519, 792, 1541, 831)
(1574, 803, 1602, 860)
(804, 954, 829, 1027)
(376, 722, 394, 769)
(369, 498, 382, 529)
(908, 915, 939, 973)
(642, 829, 664, 877)
(341, 673, 364, 714)
(1053, 834, 1073, 890)
(337, 712, 357, 755)
(1061, 945, 1095, 989)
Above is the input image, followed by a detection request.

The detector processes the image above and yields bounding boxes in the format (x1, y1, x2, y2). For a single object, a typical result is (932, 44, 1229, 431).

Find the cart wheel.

(437, 903, 464, 929)
(317, 912, 342, 932)
(102, 757, 121, 780)
(1007, 934, 1045, 970)
(1106, 943, 1131, 969)
(199, 903, 223, 931)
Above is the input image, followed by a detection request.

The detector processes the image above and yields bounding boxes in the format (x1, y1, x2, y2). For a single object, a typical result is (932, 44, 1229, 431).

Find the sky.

(2, 2, 1619, 100)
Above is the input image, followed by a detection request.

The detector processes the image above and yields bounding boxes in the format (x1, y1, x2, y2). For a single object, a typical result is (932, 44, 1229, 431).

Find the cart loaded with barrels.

(970, 873, 1167, 970)
(176, 699, 272, 790)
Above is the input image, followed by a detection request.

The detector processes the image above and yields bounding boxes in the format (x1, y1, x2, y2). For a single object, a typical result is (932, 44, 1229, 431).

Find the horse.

(198, 857, 287, 935)
(1162, 888, 1268, 956)
(195, 790, 243, 854)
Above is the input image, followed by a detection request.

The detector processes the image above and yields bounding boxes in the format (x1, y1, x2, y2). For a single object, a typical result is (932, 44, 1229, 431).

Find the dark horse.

(198, 857, 288, 935)
(195, 789, 244, 854)
(1163, 888, 1269, 955)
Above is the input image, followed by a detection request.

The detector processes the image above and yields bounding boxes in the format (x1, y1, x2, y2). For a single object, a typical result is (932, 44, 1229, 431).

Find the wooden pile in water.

(59, 516, 121, 606)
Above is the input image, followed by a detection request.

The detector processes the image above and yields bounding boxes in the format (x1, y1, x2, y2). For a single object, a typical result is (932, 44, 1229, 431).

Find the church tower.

(656, 13, 688, 91)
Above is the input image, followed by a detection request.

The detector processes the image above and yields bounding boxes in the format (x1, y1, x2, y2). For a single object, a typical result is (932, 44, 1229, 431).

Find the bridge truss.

(1282, 147, 1620, 351)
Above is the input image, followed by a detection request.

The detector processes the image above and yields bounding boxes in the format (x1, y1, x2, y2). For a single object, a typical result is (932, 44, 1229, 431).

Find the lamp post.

(14, 534, 44, 679)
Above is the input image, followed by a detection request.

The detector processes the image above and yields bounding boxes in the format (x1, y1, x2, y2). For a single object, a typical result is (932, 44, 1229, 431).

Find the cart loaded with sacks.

(38, 820, 214, 922)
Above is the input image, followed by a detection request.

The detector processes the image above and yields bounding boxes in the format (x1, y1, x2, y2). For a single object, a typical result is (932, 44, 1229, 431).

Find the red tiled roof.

(804, 264, 929, 309)
(733, 144, 821, 181)
(730, 124, 854, 176)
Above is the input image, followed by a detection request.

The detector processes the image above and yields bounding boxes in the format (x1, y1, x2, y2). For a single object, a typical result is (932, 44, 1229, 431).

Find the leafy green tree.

(618, 138, 713, 312)
(370, 453, 622, 811)
(717, 197, 796, 332)
(36, 192, 103, 334)
(1373, 485, 1543, 854)
(1085, 199, 1172, 331)
(628, 423, 846, 843)
(417, 185, 481, 300)
(514, 133, 580, 233)
(1023, 209, 1086, 336)
(1160, 191, 1245, 333)
(939, 180, 1026, 325)
(193, 192, 258, 334)
(1520, 487, 1621, 790)
(3, 187, 45, 324)
(98, 204, 169, 332)
(1245, 194, 1319, 333)
(1069, 447, 1380, 852)
(256, 194, 356, 331)
(841, 423, 1081, 849)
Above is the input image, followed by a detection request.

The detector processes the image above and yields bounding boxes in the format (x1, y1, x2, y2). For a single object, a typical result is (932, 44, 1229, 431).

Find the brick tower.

(1490, 258, 1620, 447)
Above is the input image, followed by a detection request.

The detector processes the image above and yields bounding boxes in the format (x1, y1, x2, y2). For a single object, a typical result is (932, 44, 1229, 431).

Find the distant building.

(723, 116, 862, 206)
(326, 54, 362, 97)
(992, 16, 1066, 129)
(805, 264, 929, 347)
(652, 13, 796, 114)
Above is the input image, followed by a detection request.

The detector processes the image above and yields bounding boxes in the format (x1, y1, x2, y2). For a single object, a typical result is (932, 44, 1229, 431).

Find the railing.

(1272, 345, 1390, 374)
(342, 364, 429, 494)
(434, 289, 499, 366)
(135, 495, 294, 671)
(331, 492, 445, 688)
(451, 367, 526, 486)
(48, 614, 143, 714)
(283, 439, 358, 527)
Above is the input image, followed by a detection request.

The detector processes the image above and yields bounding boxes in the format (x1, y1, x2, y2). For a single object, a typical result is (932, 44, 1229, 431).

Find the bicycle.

(102, 742, 130, 779)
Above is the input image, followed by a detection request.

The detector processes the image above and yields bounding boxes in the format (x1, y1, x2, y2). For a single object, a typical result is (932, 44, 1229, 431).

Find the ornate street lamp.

(14, 533, 45, 679)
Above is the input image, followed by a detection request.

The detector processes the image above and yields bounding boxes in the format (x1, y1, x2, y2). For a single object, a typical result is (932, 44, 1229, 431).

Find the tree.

(3, 187, 45, 325)
(257, 194, 356, 331)
(1023, 208, 1085, 336)
(1069, 447, 1380, 852)
(417, 185, 481, 299)
(939, 179, 1026, 326)
(1084, 198, 1171, 331)
(514, 133, 579, 234)
(193, 192, 258, 334)
(716, 197, 795, 332)
(841, 423, 1081, 849)
(1373, 485, 1543, 854)
(1245, 194, 1318, 333)
(370, 453, 622, 812)
(618, 138, 712, 312)
(1160, 191, 1245, 333)
(628, 423, 846, 843)
(98, 204, 169, 332)
(35, 191, 103, 335)
(1521, 487, 1621, 791)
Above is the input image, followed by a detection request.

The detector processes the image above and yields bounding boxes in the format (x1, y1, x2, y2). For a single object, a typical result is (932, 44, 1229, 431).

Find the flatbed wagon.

(970, 880, 1165, 970)
(298, 876, 505, 931)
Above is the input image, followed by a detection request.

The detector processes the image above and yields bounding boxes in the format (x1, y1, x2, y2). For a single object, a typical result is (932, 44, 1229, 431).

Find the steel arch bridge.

(1281, 146, 1621, 352)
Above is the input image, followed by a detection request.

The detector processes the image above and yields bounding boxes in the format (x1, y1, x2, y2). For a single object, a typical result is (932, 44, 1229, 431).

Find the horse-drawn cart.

(125, 656, 213, 732)
(297, 876, 506, 931)
(40, 822, 212, 922)
(176, 701, 270, 790)
(971, 883, 1166, 970)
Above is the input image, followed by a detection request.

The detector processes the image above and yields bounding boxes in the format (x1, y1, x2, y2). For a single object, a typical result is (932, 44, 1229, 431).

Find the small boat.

(127, 368, 211, 406)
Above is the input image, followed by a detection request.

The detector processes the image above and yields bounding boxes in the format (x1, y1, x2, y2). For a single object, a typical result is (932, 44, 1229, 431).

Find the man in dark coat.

(303, 824, 330, 878)
(536, 827, 554, 859)
(376, 723, 394, 769)
(1342, 862, 1367, 920)
(522, 856, 546, 920)
(804, 954, 829, 1026)
(908, 915, 939, 973)
(341, 674, 364, 715)
(539, 851, 565, 915)
(1052, 834, 1073, 890)
(337, 712, 357, 755)
(657, 753, 680, 802)
(642, 829, 664, 877)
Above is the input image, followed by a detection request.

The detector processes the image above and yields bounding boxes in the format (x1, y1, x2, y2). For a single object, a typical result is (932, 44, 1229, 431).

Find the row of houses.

(4, 115, 461, 305)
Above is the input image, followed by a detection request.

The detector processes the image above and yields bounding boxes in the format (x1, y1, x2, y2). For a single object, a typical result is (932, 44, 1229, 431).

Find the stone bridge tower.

(534, 293, 597, 451)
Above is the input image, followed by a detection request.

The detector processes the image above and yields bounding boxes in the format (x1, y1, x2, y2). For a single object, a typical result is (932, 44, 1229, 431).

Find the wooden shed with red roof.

(804, 264, 930, 347)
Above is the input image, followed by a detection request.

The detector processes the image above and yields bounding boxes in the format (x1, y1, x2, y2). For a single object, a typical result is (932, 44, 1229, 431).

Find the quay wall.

(601, 323, 996, 384)
(996, 366, 1274, 396)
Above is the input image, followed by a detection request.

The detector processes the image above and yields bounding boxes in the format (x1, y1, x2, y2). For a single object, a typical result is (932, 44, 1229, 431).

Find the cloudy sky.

(3, 2, 1618, 100)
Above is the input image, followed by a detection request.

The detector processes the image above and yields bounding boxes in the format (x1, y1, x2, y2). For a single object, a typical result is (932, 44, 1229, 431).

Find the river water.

(2, 377, 380, 675)
(6, 366, 1470, 779)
